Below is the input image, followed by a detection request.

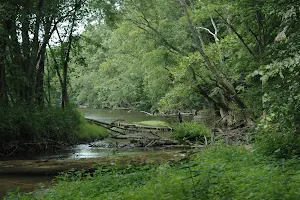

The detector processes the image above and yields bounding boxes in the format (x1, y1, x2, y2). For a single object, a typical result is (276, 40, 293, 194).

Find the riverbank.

(1, 150, 186, 198)
(0, 150, 186, 176)
(4, 145, 300, 199)
(0, 106, 110, 157)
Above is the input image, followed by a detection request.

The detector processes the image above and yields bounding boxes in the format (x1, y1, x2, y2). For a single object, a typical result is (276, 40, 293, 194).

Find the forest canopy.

(68, 0, 299, 127)
(0, 0, 299, 157)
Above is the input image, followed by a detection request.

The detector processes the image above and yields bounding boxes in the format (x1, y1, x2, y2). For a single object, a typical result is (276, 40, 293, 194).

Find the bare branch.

(211, 18, 218, 36)
(196, 26, 219, 42)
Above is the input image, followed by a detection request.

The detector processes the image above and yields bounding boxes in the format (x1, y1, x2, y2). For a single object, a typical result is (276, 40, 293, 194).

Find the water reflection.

(78, 108, 187, 124)
(38, 140, 143, 160)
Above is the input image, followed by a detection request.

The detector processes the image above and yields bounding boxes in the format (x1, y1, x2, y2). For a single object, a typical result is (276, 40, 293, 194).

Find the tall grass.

(0, 105, 81, 143)
(76, 122, 109, 141)
(173, 122, 211, 143)
(0, 105, 109, 150)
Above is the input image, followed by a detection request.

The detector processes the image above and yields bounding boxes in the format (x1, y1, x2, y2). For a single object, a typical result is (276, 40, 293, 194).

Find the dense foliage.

(0, 105, 108, 155)
(0, 0, 114, 149)
(1, 0, 300, 198)
(67, 0, 300, 157)
(0, 0, 88, 106)
(0, 105, 81, 143)
(68, 0, 299, 125)
(173, 122, 210, 143)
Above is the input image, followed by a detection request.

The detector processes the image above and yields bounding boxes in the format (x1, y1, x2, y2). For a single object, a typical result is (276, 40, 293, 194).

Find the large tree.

(0, 0, 87, 106)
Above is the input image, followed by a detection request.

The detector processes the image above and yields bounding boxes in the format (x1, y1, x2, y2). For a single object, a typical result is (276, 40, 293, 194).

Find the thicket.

(0, 105, 108, 154)
(0, 0, 94, 149)
(5, 145, 300, 199)
(0, 105, 80, 142)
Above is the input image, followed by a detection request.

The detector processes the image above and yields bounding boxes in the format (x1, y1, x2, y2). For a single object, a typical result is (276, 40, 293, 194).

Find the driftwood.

(86, 118, 127, 135)
(211, 125, 253, 145)
(140, 111, 153, 115)
(114, 122, 173, 132)
(86, 118, 178, 148)
(133, 138, 178, 147)
(86, 118, 173, 134)
(110, 134, 178, 147)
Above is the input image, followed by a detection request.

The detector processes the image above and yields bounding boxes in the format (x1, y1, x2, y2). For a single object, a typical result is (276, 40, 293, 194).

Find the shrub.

(0, 104, 110, 149)
(173, 122, 211, 143)
(0, 105, 81, 144)
(255, 124, 300, 159)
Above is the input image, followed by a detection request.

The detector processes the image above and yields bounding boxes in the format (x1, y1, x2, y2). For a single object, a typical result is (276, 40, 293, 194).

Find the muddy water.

(36, 139, 161, 160)
(0, 175, 53, 198)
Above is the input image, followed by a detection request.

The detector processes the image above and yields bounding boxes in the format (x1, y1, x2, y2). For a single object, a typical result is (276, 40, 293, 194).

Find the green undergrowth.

(133, 120, 171, 127)
(0, 105, 81, 143)
(0, 105, 109, 150)
(5, 145, 300, 200)
(173, 122, 211, 143)
(75, 120, 109, 141)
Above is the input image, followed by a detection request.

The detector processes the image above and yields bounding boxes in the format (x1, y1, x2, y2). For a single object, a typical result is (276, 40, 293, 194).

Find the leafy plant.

(252, 54, 300, 158)
(173, 122, 211, 143)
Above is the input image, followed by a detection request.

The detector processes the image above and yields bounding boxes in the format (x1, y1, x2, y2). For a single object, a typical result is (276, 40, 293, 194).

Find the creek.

(79, 108, 181, 124)
(0, 108, 189, 198)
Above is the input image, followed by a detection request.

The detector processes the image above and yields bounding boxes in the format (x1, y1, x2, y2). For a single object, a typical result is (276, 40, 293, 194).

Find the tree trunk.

(8, 18, 25, 103)
(0, 51, 6, 103)
(35, 48, 46, 105)
(35, 16, 51, 105)
(61, 2, 79, 108)
(0, 21, 7, 103)
(179, 0, 250, 123)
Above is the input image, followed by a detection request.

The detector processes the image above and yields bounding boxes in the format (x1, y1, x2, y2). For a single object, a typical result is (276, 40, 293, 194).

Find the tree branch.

(215, 9, 255, 57)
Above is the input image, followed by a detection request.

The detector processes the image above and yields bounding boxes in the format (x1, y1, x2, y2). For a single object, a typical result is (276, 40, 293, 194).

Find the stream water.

(79, 108, 181, 124)
(1, 108, 190, 198)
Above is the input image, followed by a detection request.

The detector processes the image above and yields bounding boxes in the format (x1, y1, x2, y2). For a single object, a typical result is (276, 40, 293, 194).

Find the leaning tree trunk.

(179, 0, 250, 124)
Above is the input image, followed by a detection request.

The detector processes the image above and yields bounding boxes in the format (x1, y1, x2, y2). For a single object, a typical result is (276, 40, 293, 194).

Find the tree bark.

(0, 20, 7, 103)
(0, 48, 6, 103)
(35, 16, 52, 105)
(61, 1, 79, 108)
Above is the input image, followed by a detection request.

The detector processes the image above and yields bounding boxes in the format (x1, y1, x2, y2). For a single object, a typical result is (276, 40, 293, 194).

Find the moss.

(75, 122, 109, 141)
(133, 120, 171, 127)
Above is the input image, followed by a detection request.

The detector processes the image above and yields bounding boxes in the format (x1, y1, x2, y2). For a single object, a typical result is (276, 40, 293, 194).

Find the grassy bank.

(0, 105, 108, 155)
(133, 120, 171, 127)
(5, 145, 300, 199)
(75, 118, 109, 142)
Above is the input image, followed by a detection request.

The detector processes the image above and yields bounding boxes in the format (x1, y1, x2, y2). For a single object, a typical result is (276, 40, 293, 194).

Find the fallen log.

(86, 118, 127, 135)
(86, 118, 173, 134)
(116, 122, 173, 132)
(110, 134, 178, 147)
